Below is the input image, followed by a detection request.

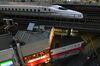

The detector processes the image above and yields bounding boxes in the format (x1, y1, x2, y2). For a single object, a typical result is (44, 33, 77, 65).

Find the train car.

(18, 28, 84, 66)
(19, 32, 50, 66)
(49, 28, 84, 60)
(0, 3, 83, 19)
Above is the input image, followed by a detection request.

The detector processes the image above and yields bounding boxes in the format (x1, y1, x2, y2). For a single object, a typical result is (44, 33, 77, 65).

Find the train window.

(30, 9, 32, 12)
(12, 8, 14, 11)
(38, 9, 40, 12)
(19, 8, 21, 11)
(26, 9, 28, 11)
(8, 8, 10, 11)
(2, 8, 4, 10)
(23, 9, 25, 11)
(34, 9, 36, 12)
(5, 8, 7, 11)
(58, 7, 67, 10)
(48, 9, 50, 11)
(44, 8, 46, 11)
(15, 8, 17, 11)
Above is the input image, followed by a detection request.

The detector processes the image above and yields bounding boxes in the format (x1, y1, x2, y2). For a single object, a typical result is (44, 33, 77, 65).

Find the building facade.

(0, 0, 99, 4)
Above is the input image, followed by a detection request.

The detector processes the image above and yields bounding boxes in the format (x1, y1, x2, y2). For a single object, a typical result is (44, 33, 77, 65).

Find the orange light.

(33, 55, 36, 57)
(47, 58, 50, 61)
(24, 57, 27, 60)
(27, 55, 50, 66)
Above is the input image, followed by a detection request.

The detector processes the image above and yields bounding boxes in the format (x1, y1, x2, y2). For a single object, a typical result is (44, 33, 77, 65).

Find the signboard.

(0, 59, 13, 66)
(23, 49, 50, 63)
(27, 23, 35, 31)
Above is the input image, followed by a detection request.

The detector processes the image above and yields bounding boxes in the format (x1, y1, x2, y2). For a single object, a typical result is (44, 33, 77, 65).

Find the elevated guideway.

(6, 14, 100, 32)
(0, 4, 100, 32)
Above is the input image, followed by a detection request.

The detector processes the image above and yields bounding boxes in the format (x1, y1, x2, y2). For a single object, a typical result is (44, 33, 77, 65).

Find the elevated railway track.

(0, 4, 100, 32)
(0, 13, 100, 32)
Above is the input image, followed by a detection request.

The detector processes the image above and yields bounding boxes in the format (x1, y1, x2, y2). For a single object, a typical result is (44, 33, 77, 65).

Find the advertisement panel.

(0, 59, 13, 66)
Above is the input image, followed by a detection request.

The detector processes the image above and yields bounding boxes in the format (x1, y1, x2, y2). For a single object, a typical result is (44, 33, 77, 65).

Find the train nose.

(66, 10, 84, 19)
(74, 12, 84, 19)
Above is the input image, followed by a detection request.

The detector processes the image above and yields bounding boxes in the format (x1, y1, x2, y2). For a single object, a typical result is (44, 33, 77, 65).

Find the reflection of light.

(45, 60, 49, 63)
(33, 55, 35, 57)
(45, 58, 50, 63)
(27, 55, 50, 66)
(31, 64, 33, 66)
(67, 0, 71, 1)
(28, 55, 48, 63)
(48, 58, 50, 61)
(24, 57, 27, 60)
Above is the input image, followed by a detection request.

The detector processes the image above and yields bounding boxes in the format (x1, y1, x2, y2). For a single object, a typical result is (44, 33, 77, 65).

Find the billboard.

(0, 59, 13, 66)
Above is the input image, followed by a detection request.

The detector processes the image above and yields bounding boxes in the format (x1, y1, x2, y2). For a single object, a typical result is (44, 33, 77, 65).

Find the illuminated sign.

(23, 49, 50, 63)
(53, 28, 68, 36)
(0, 59, 13, 66)
(27, 55, 50, 66)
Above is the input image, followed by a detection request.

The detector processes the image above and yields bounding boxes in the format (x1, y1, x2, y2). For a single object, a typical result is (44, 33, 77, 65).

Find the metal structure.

(0, 48, 19, 66)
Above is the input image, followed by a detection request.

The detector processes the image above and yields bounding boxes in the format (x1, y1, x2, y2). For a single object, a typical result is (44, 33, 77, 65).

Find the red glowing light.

(27, 55, 50, 66)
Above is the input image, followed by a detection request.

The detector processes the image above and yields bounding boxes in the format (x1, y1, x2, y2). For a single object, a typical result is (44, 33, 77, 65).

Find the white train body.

(0, 4, 83, 19)
(51, 41, 84, 59)
(27, 41, 84, 66)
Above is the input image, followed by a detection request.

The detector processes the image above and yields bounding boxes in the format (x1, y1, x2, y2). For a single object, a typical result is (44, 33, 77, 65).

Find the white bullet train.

(0, 4, 83, 19)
